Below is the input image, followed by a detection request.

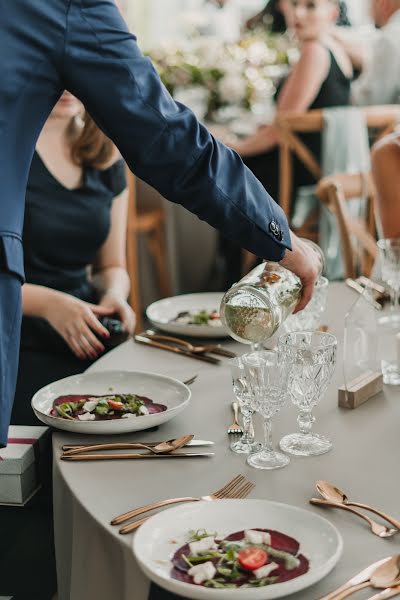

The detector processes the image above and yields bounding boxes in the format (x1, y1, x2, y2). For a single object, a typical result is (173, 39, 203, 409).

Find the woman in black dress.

(11, 91, 136, 426)
(221, 0, 353, 286)
(0, 92, 135, 600)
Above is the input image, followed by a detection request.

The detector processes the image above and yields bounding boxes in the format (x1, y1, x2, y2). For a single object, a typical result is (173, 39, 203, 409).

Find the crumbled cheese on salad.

(83, 400, 98, 413)
(188, 562, 217, 584)
(189, 536, 218, 555)
(77, 412, 96, 421)
(244, 530, 271, 545)
(254, 562, 279, 579)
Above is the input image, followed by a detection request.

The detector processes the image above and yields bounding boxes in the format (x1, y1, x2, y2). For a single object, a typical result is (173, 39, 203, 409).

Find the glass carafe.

(220, 240, 324, 345)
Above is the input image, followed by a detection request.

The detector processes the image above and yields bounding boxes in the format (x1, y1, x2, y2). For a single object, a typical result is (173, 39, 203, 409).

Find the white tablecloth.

(53, 283, 400, 600)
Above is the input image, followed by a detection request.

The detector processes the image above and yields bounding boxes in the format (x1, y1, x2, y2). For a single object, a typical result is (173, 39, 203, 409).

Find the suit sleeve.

(63, 0, 291, 260)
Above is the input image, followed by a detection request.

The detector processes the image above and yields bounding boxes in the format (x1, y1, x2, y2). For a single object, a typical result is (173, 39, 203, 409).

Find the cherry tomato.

(107, 400, 124, 410)
(238, 547, 268, 571)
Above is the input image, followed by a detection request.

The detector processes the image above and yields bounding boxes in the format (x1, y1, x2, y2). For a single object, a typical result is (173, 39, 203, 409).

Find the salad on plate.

(50, 393, 167, 421)
(171, 309, 221, 327)
(171, 528, 309, 589)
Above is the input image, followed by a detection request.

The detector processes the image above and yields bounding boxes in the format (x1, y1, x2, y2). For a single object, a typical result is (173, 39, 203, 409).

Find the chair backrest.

(126, 168, 143, 332)
(275, 105, 400, 218)
(316, 172, 378, 279)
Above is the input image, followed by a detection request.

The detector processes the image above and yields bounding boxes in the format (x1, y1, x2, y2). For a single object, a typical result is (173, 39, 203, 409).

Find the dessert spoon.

(325, 555, 400, 599)
(316, 481, 400, 531)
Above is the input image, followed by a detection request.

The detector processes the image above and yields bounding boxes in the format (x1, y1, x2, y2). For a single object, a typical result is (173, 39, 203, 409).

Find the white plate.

(31, 370, 191, 435)
(146, 293, 228, 338)
(133, 499, 342, 600)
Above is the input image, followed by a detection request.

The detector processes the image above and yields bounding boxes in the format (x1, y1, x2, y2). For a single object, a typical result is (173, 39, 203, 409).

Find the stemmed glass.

(229, 357, 260, 454)
(377, 238, 400, 325)
(242, 351, 290, 470)
(285, 276, 329, 332)
(278, 331, 337, 457)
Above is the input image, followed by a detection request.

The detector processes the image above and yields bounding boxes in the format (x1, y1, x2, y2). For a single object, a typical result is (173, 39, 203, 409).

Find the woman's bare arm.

(231, 42, 330, 157)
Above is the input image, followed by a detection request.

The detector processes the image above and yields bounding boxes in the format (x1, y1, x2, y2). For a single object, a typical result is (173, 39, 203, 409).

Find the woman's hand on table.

(99, 292, 136, 336)
(43, 292, 114, 360)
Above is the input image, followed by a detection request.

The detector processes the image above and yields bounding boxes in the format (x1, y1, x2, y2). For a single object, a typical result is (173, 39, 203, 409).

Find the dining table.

(53, 282, 400, 600)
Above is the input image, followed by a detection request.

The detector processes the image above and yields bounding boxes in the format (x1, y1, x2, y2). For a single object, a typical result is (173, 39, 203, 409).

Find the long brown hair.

(67, 112, 117, 170)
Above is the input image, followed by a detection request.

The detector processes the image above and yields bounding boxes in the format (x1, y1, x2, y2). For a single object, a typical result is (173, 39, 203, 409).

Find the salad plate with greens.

(133, 499, 342, 599)
(31, 370, 191, 434)
(146, 293, 228, 338)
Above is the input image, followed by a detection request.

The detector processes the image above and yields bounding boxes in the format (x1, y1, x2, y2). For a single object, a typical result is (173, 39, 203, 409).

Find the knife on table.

(61, 452, 215, 461)
(134, 335, 221, 364)
(318, 557, 392, 600)
(62, 440, 215, 451)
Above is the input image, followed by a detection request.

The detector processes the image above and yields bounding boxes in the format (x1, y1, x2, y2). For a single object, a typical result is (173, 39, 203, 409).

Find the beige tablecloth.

(54, 283, 400, 600)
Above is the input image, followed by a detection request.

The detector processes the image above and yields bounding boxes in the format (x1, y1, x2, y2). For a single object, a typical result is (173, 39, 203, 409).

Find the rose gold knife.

(367, 584, 400, 600)
(318, 557, 392, 600)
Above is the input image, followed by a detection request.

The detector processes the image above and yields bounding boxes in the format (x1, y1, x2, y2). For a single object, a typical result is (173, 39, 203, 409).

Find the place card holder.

(339, 286, 382, 409)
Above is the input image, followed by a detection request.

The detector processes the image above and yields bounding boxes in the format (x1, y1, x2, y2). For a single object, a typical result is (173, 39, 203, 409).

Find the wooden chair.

(275, 105, 400, 220)
(316, 172, 378, 279)
(126, 170, 172, 331)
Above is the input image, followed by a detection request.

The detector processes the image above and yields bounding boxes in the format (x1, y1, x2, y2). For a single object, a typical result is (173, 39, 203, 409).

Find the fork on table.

(227, 402, 243, 435)
(111, 473, 255, 534)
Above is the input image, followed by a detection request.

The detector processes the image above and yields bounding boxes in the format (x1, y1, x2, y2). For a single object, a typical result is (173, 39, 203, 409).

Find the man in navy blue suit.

(0, 0, 319, 447)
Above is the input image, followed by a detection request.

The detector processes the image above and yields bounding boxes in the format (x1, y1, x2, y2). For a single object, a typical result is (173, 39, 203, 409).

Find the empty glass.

(377, 238, 400, 325)
(278, 331, 337, 457)
(242, 351, 289, 470)
(229, 357, 260, 454)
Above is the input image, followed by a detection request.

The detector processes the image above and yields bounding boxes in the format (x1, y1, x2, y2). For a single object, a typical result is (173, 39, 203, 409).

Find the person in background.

(246, 0, 350, 32)
(11, 91, 135, 426)
(371, 131, 400, 238)
(335, 0, 400, 105)
(221, 0, 352, 286)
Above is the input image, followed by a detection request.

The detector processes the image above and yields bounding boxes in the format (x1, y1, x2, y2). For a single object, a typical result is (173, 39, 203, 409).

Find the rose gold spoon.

(316, 481, 400, 531)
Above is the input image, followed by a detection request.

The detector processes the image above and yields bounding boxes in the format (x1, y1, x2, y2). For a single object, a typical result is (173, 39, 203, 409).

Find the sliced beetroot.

(223, 529, 299, 556)
(147, 403, 167, 414)
(53, 394, 94, 406)
(274, 553, 309, 583)
(172, 543, 192, 572)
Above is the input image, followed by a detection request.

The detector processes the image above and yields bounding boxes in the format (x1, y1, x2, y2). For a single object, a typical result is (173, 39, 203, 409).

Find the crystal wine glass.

(377, 238, 400, 325)
(242, 351, 290, 470)
(229, 357, 260, 454)
(278, 331, 337, 457)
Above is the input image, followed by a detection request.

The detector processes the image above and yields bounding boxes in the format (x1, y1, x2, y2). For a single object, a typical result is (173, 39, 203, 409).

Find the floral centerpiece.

(146, 32, 292, 121)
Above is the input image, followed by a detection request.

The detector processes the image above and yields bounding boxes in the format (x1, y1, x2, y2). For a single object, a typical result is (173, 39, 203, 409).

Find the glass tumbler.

(278, 331, 337, 456)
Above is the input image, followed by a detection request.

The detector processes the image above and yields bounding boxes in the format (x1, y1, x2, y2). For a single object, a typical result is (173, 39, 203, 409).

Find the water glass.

(285, 276, 329, 332)
(242, 351, 289, 470)
(377, 238, 400, 325)
(229, 357, 260, 454)
(278, 331, 337, 456)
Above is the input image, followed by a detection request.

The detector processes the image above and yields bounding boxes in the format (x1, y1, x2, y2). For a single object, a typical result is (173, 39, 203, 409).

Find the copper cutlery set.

(134, 330, 237, 364)
(61, 434, 215, 461)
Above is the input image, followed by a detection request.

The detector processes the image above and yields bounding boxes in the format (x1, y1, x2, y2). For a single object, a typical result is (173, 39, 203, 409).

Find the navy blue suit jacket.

(0, 0, 290, 445)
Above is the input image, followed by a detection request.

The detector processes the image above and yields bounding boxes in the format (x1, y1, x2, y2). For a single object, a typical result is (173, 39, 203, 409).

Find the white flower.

(218, 73, 246, 104)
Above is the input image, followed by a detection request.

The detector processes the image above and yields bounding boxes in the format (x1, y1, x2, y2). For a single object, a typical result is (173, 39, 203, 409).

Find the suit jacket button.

(269, 221, 278, 234)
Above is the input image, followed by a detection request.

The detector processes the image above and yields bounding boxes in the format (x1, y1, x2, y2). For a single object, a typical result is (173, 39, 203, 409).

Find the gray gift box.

(0, 425, 49, 505)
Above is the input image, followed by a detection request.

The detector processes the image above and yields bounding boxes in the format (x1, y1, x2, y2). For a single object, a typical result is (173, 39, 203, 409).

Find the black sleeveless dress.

(219, 49, 351, 288)
(11, 152, 127, 426)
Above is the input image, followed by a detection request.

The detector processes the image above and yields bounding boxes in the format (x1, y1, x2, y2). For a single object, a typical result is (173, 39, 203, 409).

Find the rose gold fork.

(111, 474, 255, 534)
(227, 402, 243, 434)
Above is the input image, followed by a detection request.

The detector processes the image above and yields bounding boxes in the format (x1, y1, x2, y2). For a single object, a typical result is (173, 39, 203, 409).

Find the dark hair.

(263, 0, 287, 33)
(337, 1, 352, 27)
(67, 113, 116, 170)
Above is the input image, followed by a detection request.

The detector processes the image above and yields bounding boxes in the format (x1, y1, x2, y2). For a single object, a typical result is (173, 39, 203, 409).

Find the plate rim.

(132, 498, 343, 599)
(31, 368, 191, 425)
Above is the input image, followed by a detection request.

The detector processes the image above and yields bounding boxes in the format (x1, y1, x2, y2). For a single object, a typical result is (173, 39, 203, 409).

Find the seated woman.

(372, 131, 400, 239)
(11, 91, 136, 426)
(220, 0, 353, 286)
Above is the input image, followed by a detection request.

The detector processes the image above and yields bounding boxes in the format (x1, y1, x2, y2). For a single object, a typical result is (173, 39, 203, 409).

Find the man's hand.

(280, 233, 321, 313)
